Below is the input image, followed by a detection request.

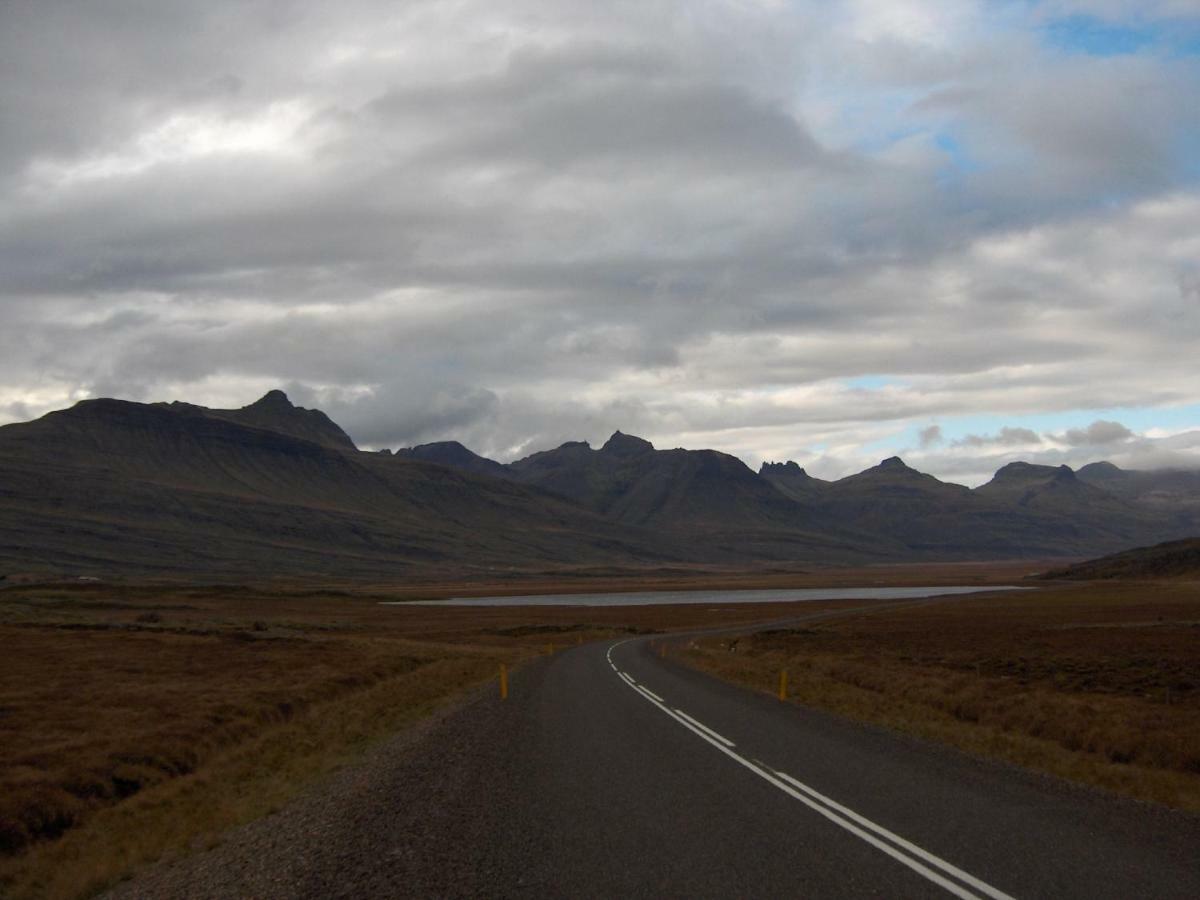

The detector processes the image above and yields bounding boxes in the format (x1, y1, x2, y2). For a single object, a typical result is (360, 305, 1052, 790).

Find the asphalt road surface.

(111, 624, 1200, 899)
(478, 634, 1200, 899)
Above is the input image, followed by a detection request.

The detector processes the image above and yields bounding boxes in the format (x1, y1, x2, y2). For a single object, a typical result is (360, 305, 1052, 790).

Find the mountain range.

(1, 391, 1197, 580)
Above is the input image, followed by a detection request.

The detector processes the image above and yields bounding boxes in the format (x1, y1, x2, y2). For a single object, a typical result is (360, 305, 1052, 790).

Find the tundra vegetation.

(0, 572, 907, 899)
(685, 581, 1200, 811)
(2, 564, 1194, 898)
(0, 581, 597, 899)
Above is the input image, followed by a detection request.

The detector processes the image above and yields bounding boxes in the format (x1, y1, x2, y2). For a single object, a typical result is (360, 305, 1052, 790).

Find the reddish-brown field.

(5, 561, 1177, 899)
(683, 580, 1200, 811)
(0, 573, 917, 899)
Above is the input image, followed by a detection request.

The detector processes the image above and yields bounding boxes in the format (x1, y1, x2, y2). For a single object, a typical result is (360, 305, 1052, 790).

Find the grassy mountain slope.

(0, 396, 681, 579)
(1041, 538, 1200, 580)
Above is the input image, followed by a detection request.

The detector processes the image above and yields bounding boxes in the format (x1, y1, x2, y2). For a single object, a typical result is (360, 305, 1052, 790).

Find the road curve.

(109, 621, 1200, 899)
(469, 633, 1200, 899)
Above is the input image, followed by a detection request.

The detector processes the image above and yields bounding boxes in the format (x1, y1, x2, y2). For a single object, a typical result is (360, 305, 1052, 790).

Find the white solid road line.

(635, 684, 666, 703)
(770, 770, 1012, 900)
(607, 640, 1015, 900)
(672, 708, 735, 747)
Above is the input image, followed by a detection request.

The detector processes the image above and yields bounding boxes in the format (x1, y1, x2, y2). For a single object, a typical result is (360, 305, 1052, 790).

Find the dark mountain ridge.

(422, 437, 1197, 560)
(1077, 460, 1200, 520)
(0, 394, 683, 579)
(393, 440, 510, 479)
(159, 389, 356, 451)
(759, 454, 1165, 558)
(2, 392, 1197, 579)
(758, 461, 832, 501)
(504, 432, 884, 562)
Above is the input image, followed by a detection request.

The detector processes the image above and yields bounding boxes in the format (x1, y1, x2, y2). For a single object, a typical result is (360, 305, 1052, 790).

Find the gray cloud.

(1059, 420, 1135, 446)
(955, 427, 1042, 448)
(918, 424, 944, 448)
(291, 379, 501, 449)
(1182, 270, 1200, 303)
(1, 1, 1199, 481)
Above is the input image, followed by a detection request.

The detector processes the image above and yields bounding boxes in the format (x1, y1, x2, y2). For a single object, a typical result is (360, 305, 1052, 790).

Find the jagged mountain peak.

(759, 460, 832, 504)
(842, 456, 924, 481)
(760, 460, 810, 477)
(208, 390, 356, 450)
(246, 389, 294, 409)
(601, 431, 654, 456)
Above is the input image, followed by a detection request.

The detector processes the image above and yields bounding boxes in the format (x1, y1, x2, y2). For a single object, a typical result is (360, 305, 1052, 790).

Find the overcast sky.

(2, 1, 1199, 485)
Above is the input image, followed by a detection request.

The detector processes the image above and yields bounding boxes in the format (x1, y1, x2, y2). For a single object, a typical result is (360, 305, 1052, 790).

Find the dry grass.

(0, 563, 1077, 897)
(683, 581, 1200, 810)
(0, 574, 896, 899)
(0, 584, 559, 899)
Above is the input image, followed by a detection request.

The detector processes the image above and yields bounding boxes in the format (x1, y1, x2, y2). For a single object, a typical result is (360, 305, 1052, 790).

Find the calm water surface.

(389, 585, 1022, 607)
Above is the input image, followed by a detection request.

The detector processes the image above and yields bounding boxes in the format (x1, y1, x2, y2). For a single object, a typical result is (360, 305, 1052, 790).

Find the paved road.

(110, 618, 1200, 899)
(474, 633, 1200, 899)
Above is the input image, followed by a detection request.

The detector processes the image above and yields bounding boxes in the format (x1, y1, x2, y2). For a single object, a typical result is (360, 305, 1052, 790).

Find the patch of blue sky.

(932, 130, 983, 193)
(1042, 13, 1200, 59)
(922, 403, 1200, 446)
(1175, 35, 1200, 58)
(849, 123, 923, 157)
(861, 425, 925, 456)
(827, 88, 926, 153)
(847, 120, 977, 169)
(934, 132, 979, 172)
(842, 374, 903, 390)
(1043, 15, 1154, 56)
(1173, 129, 1200, 183)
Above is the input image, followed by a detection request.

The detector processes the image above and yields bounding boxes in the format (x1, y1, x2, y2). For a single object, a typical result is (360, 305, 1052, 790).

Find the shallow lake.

(389, 585, 1022, 607)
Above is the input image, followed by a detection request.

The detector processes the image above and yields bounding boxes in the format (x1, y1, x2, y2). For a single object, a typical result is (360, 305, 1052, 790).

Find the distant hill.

(767, 455, 1185, 559)
(2, 392, 1199, 580)
(506, 432, 885, 562)
(160, 390, 356, 450)
(1077, 461, 1200, 521)
(0, 394, 682, 579)
(1041, 538, 1200, 580)
(394, 441, 511, 479)
(508, 432, 796, 528)
(467, 435, 1192, 560)
(806, 457, 1006, 557)
(967, 461, 1173, 553)
(977, 462, 1119, 515)
(759, 461, 832, 501)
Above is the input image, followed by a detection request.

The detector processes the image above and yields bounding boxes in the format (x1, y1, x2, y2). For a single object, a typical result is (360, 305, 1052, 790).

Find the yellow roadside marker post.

(500, 664, 508, 700)
(778, 669, 788, 701)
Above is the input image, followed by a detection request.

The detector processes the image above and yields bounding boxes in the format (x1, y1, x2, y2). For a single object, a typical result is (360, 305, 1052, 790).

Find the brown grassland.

(683, 580, 1200, 812)
(4, 561, 1192, 898)
(2, 567, 987, 900)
